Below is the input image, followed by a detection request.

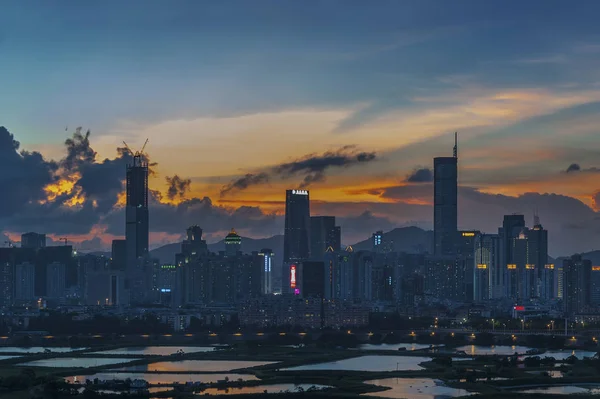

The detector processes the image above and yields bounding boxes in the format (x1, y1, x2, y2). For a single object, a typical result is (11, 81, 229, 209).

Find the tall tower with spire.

(433, 132, 458, 257)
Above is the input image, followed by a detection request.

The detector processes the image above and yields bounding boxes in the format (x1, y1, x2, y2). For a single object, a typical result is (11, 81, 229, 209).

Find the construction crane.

(122, 138, 149, 158)
(59, 237, 68, 246)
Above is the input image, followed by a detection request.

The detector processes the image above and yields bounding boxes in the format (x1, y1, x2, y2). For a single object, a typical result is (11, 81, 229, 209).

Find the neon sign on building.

(290, 265, 297, 288)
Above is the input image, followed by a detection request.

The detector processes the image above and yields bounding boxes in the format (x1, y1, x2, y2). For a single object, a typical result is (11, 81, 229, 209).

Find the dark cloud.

(166, 175, 191, 201)
(62, 128, 97, 171)
(0, 126, 57, 218)
(405, 167, 433, 183)
(104, 196, 281, 238)
(220, 173, 269, 198)
(565, 163, 581, 173)
(563, 163, 600, 174)
(220, 146, 377, 196)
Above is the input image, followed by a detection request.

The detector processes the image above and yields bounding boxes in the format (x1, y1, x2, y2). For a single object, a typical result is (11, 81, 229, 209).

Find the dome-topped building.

(225, 228, 242, 256)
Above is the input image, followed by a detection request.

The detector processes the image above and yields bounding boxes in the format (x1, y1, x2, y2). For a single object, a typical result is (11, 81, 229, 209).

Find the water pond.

(365, 378, 473, 399)
(284, 355, 431, 372)
(0, 347, 86, 354)
(20, 357, 137, 368)
(117, 360, 275, 372)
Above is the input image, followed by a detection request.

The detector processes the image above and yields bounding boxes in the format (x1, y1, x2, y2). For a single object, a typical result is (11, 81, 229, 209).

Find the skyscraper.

(224, 228, 242, 257)
(284, 189, 310, 262)
(310, 216, 341, 260)
(474, 233, 500, 301)
(258, 249, 274, 295)
(20, 232, 46, 249)
(433, 133, 458, 256)
(563, 254, 592, 316)
(46, 261, 66, 301)
(125, 153, 149, 269)
(498, 214, 526, 298)
(111, 239, 126, 271)
(15, 262, 35, 301)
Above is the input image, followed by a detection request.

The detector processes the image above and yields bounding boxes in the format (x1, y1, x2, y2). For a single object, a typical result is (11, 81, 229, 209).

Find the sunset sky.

(2, 1, 600, 256)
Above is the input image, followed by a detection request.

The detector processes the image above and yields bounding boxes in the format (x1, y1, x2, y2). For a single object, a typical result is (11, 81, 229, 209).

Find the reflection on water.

(0, 347, 86, 353)
(365, 378, 472, 399)
(359, 344, 436, 351)
(455, 345, 532, 356)
(21, 357, 137, 368)
(519, 385, 600, 395)
(118, 360, 274, 372)
(66, 373, 258, 385)
(91, 346, 214, 356)
(285, 355, 430, 372)
(201, 384, 327, 395)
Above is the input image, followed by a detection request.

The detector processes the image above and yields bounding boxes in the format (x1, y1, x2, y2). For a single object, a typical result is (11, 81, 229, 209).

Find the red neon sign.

(514, 305, 525, 311)
(290, 265, 296, 288)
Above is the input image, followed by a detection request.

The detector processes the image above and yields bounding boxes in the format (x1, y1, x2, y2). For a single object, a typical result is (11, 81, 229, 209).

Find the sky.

(2, 0, 600, 256)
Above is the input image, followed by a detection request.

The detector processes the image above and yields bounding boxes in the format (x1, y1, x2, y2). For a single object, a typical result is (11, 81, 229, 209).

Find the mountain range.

(148, 226, 433, 265)
(88, 226, 597, 266)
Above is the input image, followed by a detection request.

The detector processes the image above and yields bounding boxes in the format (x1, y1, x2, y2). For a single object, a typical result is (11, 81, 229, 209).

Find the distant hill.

(118, 228, 434, 265)
(351, 226, 433, 254)
(149, 235, 284, 266)
(149, 243, 180, 265)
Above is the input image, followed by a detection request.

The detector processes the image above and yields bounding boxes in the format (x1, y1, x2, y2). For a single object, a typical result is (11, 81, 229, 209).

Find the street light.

(551, 320, 555, 331)
(521, 319, 525, 331)
(491, 319, 495, 332)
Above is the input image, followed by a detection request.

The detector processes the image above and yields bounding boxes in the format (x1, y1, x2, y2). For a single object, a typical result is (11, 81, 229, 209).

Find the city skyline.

(3, 1, 600, 255)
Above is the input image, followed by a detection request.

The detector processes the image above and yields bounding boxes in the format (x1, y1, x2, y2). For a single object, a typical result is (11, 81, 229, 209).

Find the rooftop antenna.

(533, 207, 540, 227)
(453, 131, 458, 158)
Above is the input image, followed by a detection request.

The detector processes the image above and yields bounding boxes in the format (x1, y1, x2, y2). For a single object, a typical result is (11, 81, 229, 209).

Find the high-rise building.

(541, 264, 556, 301)
(372, 231, 383, 251)
(302, 261, 325, 298)
(433, 133, 458, 256)
(224, 228, 242, 257)
(111, 240, 126, 271)
(283, 189, 310, 262)
(474, 234, 500, 301)
(46, 262, 66, 300)
(498, 214, 526, 298)
(258, 249, 274, 295)
(400, 273, 424, 308)
(457, 230, 479, 301)
(283, 189, 310, 294)
(125, 153, 149, 270)
(15, 262, 35, 301)
(497, 215, 548, 300)
(591, 266, 600, 307)
(0, 261, 12, 307)
(528, 215, 549, 274)
(20, 233, 46, 249)
(563, 254, 592, 316)
(310, 216, 341, 260)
